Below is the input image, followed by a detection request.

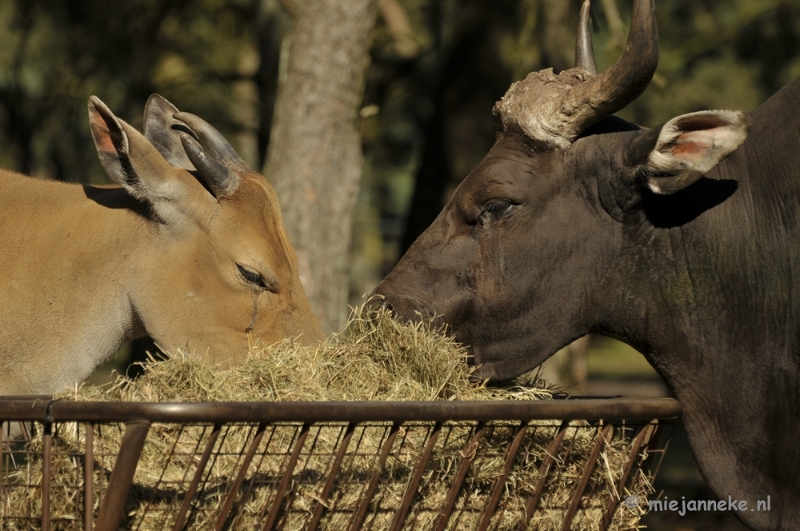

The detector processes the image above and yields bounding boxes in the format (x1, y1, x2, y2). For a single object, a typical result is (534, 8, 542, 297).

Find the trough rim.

(0, 396, 681, 423)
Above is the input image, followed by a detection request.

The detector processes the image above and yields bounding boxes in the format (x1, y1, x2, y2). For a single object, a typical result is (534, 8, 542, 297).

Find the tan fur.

(0, 153, 323, 396)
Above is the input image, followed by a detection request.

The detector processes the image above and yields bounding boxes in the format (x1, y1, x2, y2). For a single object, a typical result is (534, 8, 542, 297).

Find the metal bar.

(477, 421, 529, 531)
(350, 422, 401, 531)
(560, 423, 615, 531)
(307, 422, 357, 531)
(1, 420, 6, 523)
(599, 421, 655, 531)
(434, 422, 486, 531)
(0, 397, 680, 529)
(136, 424, 185, 531)
(85, 423, 94, 531)
(0, 396, 50, 421)
(32, 398, 681, 424)
(261, 423, 311, 531)
(172, 424, 223, 531)
(232, 425, 277, 528)
(95, 421, 151, 531)
(213, 423, 268, 531)
(389, 422, 442, 531)
(41, 422, 52, 531)
(641, 421, 668, 478)
(518, 421, 570, 530)
(0, 418, 4, 520)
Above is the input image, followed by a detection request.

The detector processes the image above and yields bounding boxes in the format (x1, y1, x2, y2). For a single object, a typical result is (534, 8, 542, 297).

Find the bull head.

(371, 0, 750, 381)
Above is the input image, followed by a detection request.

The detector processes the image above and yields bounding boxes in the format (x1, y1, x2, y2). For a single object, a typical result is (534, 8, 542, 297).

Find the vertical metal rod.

(165, 425, 211, 529)
(517, 421, 570, 531)
(350, 422, 401, 531)
(95, 421, 151, 531)
(85, 423, 94, 531)
(231, 426, 278, 527)
(213, 423, 267, 531)
(599, 422, 655, 531)
(1, 420, 6, 523)
(477, 422, 529, 531)
(307, 422, 357, 531)
(96, 425, 108, 521)
(136, 424, 185, 531)
(560, 424, 615, 531)
(261, 423, 311, 531)
(171, 424, 222, 531)
(41, 422, 52, 531)
(434, 422, 486, 531)
(641, 421, 667, 478)
(389, 422, 442, 531)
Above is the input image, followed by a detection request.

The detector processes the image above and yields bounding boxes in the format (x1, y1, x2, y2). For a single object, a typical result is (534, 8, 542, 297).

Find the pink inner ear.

(671, 128, 722, 162)
(89, 109, 125, 154)
(91, 124, 116, 154)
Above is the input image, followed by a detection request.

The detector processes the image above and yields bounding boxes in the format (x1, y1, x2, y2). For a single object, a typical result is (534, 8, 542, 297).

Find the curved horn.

(561, 0, 658, 136)
(143, 94, 196, 170)
(180, 134, 240, 198)
(174, 112, 250, 174)
(575, 0, 598, 75)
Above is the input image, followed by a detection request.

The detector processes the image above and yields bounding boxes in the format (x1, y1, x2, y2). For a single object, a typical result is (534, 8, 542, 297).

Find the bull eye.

(237, 264, 268, 290)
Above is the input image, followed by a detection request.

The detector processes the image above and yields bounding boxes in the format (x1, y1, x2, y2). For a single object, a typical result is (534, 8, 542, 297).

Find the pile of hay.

(79, 309, 552, 404)
(3, 310, 653, 530)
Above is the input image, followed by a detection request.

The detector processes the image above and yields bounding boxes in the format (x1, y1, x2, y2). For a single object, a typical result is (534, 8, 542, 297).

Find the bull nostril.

(365, 292, 429, 323)
(364, 294, 393, 320)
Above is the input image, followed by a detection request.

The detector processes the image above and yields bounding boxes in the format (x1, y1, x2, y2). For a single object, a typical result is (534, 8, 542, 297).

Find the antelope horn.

(180, 134, 240, 198)
(575, 0, 598, 75)
(174, 112, 251, 175)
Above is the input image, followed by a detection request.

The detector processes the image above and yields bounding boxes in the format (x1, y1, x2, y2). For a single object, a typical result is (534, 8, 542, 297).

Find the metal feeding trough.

(0, 397, 680, 530)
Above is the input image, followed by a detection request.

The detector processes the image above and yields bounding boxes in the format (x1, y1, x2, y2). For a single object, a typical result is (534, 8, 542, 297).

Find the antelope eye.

(482, 200, 516, 218)
(237, 264, 268, 290)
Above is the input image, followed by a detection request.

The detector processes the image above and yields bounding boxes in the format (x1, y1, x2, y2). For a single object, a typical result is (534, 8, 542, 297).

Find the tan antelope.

(0, 95, 323, 396)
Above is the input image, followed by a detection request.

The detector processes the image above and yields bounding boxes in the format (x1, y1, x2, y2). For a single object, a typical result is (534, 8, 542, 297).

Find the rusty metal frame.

(0, 397, 681, 424)
(0, 397, 680, 530)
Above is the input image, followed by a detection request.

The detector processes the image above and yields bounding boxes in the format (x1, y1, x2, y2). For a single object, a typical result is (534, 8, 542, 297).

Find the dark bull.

(370, 1, 800, 530)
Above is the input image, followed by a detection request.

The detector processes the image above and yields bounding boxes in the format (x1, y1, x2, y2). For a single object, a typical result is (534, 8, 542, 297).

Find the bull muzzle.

(364, 288, 435, 324)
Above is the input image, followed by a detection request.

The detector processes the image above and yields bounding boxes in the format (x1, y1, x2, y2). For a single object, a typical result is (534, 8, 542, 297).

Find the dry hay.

(3, 310, 654, 530)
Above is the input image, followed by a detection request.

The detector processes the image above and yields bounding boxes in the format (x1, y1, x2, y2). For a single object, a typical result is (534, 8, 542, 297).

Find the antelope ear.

(88, 96, 131, 186)
(143, 94, 196, 170)
(88, 96, 206, 219)
(628, 110, 751, 194)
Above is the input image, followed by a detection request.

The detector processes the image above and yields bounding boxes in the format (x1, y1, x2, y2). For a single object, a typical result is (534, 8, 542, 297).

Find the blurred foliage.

(0, 0, 259, 181)
(0, 0, 798, 311)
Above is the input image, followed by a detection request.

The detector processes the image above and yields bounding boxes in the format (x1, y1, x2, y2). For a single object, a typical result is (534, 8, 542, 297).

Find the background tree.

(264, 0, 378, 334)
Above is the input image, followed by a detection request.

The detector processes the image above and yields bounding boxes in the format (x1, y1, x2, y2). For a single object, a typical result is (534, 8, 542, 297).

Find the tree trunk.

(264, 0, 378, 334)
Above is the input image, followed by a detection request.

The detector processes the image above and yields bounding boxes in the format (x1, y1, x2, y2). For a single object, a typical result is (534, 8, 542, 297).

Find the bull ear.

(88, 95, 207, 219)
(628, 110, 751, 194)
(143, 94, 196, 171)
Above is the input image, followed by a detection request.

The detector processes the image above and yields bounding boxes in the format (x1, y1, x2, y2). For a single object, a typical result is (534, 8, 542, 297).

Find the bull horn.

(173, 112, 251, 175)
(562, 0, 658, 136)
(180, 134, 240, 198)
(575, 0, 598, 75)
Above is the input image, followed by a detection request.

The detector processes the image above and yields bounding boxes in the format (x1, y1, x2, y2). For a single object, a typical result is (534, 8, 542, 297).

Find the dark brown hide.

(371, 1, 798, 529)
